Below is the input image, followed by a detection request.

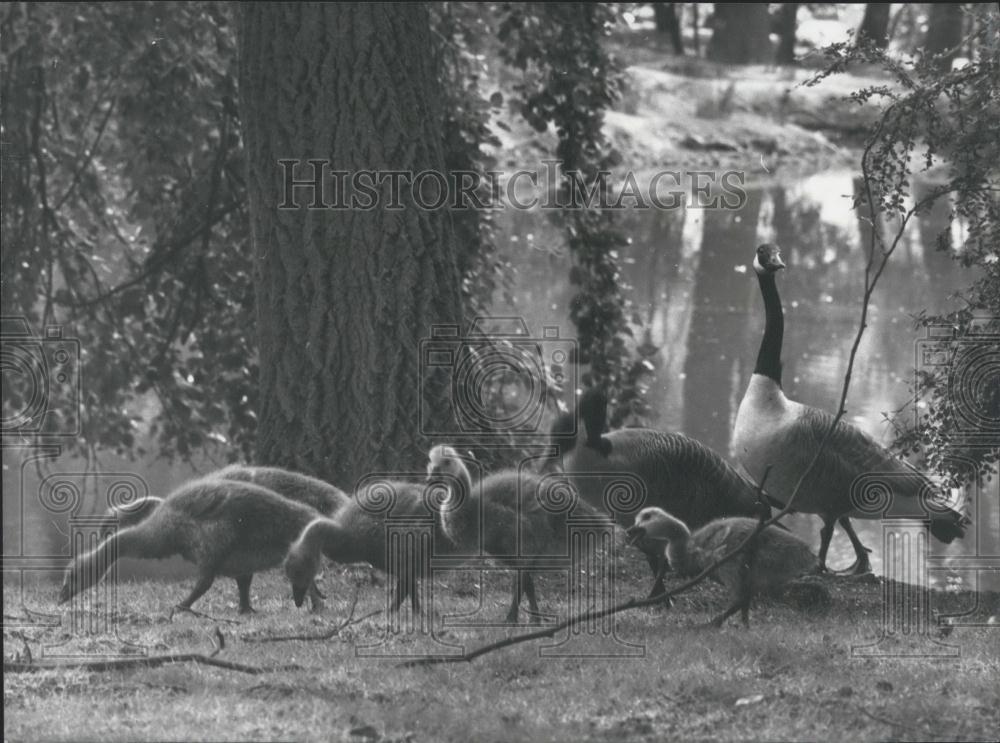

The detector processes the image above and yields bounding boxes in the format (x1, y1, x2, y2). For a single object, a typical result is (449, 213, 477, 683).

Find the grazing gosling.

(100, 465, 352, 610)
(427, 445, 602, 624)
(107, 495, 165, 529)
(211, 464, 351, 517)
(284, 480, 438, 613)
(626, 507, 829, 627)
(60, 478, 327, 614)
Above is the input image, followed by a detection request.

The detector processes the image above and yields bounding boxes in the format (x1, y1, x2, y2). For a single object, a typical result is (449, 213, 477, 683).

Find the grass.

(4, 560, 999, 743)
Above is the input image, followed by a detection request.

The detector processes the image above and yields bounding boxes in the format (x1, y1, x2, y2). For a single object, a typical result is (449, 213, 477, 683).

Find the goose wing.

(775, 404, 943, 518)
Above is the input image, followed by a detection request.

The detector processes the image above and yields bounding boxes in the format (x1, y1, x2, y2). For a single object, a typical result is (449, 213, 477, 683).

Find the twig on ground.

(857, 705, 924, 734)
(2, 654, 297, 675)
(168, 605, 242, 626)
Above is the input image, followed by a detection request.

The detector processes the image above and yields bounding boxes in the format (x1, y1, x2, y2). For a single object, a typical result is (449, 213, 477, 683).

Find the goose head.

(625, 506, 683, 546)
(753, 243, 785, 275)
(284, 540, 322, 608)
(426, 445, 468, 484)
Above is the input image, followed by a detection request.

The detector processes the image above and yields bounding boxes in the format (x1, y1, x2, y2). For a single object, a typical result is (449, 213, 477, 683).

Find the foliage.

(430, 3, 513, 316)
(1, 2, 648, 465)
(1, 2, 254, 462)
(805, 8, 1000, 486)
(497, 2, 650, 424)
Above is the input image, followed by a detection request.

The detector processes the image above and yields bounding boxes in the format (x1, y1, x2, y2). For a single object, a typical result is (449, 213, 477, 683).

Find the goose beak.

(625, 525, 645, 546)
(57, 583, 71, 604)
(292, 585, 307, 608)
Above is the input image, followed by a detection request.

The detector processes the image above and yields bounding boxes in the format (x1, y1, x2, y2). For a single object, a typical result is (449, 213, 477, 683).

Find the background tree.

(926, 3, 966, 71)
(652, 3, 685, 55)
(237, 4, 463, 486)
(707, 4, 773, 65)
(775, 3, 800, 65)
(857, 3, 891, 49)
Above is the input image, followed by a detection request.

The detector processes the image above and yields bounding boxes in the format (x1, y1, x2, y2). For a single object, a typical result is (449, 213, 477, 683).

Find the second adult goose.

(732, 243, 969, 574)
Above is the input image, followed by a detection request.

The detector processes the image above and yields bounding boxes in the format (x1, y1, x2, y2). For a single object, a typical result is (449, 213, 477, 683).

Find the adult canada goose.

(732, 243, 969, 574)
(104, 465, 352, 608)
(550, 388, 771, 597)
(626, 507, 829, 627)
(284, 479, 441, 613)
(426, 445, 601, 623)
(60, 478, 328, 613)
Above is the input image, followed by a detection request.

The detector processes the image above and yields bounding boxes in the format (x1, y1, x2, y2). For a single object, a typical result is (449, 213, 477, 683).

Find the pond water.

(500, 169, 998, 586)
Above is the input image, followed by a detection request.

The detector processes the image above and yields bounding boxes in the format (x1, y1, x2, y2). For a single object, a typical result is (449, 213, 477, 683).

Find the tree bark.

(857, 3, 891, 49)
(238, 4, 463, 487)
(926, 3, 965, 71)
(707, 4, 773, 65)
(775, 3, 799, 65)
(653, 3, 685, 55)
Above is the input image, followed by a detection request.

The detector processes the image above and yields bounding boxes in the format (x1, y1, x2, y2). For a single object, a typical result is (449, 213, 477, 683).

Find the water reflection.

(502, 170, 996, 582)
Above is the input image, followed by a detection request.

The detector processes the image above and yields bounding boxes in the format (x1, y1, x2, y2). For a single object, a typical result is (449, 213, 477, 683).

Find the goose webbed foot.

(831, 548, 873, 577)
(645, 585, 674, 610)
(238, 605, 257, 616)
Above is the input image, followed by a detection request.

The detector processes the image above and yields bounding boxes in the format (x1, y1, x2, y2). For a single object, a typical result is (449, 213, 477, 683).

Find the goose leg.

(235, 574, 256, 614)
(707, 562, 753, 628)
(645, 550, 668, 599)
(176, 572, 216, 612)
(523, 573, 543, 624)
(707, 602, 743, 628)
(833, 517, 873, 576)
(505, 570, 523, 624)
(392, 575, 406, 613)
(815, 517, 836, 574)
(307, 580, 326, 613)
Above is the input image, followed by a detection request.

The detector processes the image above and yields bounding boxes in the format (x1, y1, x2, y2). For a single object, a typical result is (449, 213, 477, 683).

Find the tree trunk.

(683, 189, 762, 451)
(775, 3, 799, 65)
(238, 4, 463, 488)
(653, 3, 685, 55)
(857, 3, 891, 49)
(926, 3, 965, 71)
(692, 3, 700, 56)
(707, 4, 773, 65)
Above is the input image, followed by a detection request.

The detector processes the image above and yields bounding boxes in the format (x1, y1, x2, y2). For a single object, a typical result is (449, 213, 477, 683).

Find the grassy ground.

(5, 558, 999, 743)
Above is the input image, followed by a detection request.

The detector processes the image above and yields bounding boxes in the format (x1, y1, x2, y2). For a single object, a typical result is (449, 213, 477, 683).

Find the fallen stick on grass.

(3, 654, 300, 675)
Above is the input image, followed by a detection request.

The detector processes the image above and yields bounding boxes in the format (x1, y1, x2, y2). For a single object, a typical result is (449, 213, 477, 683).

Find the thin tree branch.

(3, 654, 294, 675)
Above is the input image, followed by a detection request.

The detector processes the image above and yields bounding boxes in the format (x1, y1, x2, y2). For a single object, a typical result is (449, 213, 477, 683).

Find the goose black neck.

(754, 272, 784, 385)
